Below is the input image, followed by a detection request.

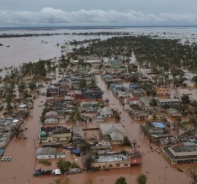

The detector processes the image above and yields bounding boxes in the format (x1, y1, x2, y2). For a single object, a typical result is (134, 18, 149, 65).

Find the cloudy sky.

(1, 0, 197, 27)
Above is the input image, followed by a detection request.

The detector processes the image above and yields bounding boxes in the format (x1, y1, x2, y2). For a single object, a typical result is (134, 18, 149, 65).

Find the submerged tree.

(186, 166, 197, 184)
(115, 176, 127, 184)
(11, 123, 24, 138)
(136, 174, 147, 184)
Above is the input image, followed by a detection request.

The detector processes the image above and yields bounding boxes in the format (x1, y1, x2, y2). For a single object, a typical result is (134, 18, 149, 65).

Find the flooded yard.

(0, 73, 192, 184)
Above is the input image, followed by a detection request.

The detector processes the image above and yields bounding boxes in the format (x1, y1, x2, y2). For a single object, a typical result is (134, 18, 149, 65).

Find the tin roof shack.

(39, 126, 71, 143)
(99, 124, 127, 145)
(44, 111, 59, 124)
(162, 144, 197, 164)
(156, 98, 181, 106)
(80, 101, 100, 113)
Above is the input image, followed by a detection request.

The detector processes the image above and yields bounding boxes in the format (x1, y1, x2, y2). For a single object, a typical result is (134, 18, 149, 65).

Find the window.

(124, 164, 128, 167)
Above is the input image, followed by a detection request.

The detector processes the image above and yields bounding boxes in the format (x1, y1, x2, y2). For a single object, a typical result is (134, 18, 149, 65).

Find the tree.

(123, 136, 131, 146)
(115, 176, 127, 184)
(90, 78, 98, 88)
(56, 159, 70, 173)
(136, 174, 147, 184)
(186, 166, 197, 184)
(80, 79, 87, 89)
(150, 98, 157, 106)
(192, 76, 197, 86)
(182, 94, 190, 104)
(11, 123, 24, 138)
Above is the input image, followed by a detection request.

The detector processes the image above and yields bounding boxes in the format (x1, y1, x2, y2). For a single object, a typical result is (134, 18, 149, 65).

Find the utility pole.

(164, 166, 168, 183)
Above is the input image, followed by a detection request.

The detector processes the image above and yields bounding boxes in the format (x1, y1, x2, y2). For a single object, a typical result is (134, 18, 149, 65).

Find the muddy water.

(0, 74, 192, 184)
(95, 75, 191, 184)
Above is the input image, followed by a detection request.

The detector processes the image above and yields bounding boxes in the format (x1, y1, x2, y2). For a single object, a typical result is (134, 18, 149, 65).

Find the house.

(131, 89, 145, 97)
(99, 124, 127, 144)
(156, 86, 170, 96)
(80, 101, 100, 112)
(129, 151, 143, 165)
(39, 126, 71, 143)
(109, 84, 124, 91)
(162, 144, 197, 164)
(167, 108, 182, 117)
(90, 141, 112, 151)
(44, 111, 59, 124)
(91, 153, 130, 169)
(72, 126, 85, 141)
(82, 89, 103, 99)
(116, 91, 130, 98)
(59, 85, 70, 96)
(144, 121, 169, 137)
(127, 97, 139, 105)
(47, 85, 59, 96)
(97, 107, 113, 118)
(107, 60, 122, 65)
(140, 97, 152, 107)
(74, 90, 84, 99)
(156, 98, 181, 106)
(183, 80, 196, 88)
(36, 147, 65, 160)
(18, 104, 28, 111)
(36, 147, 56, 159)
(84, 151, 142, 169)
(132, 111, 148, 121)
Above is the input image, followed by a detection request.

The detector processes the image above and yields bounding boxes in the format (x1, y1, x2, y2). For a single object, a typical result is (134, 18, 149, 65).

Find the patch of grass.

(39, 160, 52, 166)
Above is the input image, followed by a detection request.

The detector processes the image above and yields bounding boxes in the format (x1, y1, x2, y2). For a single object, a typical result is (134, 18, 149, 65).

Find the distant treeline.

(0, 33, 69, 38)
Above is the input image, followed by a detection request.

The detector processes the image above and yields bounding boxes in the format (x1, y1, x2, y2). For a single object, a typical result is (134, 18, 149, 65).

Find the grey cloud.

(0, 8, 197, 25)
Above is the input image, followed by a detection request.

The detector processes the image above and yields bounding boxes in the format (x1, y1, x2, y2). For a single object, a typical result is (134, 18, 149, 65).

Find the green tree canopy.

(136, 174, 147, 184)
(115, 176, 127, 184)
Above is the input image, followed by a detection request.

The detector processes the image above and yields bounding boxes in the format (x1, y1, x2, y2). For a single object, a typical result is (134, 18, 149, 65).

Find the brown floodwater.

(0, 75, 192, 184)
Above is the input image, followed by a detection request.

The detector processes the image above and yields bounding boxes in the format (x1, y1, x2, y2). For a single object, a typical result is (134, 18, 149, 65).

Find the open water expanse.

(0, 26, 197, 67)
(0, 26, 197, 184)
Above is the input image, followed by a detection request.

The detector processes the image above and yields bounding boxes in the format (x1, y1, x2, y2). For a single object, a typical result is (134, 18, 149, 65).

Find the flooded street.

(0, 74, 192, 184)
(1, 27, 197, 184)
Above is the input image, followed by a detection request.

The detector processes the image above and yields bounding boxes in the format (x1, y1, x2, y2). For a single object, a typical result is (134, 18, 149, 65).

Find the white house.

(97, 107, 113, 118)
(36, 147, 65, 160)
(37, 148, 56, 160)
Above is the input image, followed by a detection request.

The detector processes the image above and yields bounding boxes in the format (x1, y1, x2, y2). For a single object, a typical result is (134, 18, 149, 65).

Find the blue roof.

(71, 149, 81, 154)
(0, 148, 4, 155)
(129, 84, 136, 88)
(152, 122, 165, 128)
